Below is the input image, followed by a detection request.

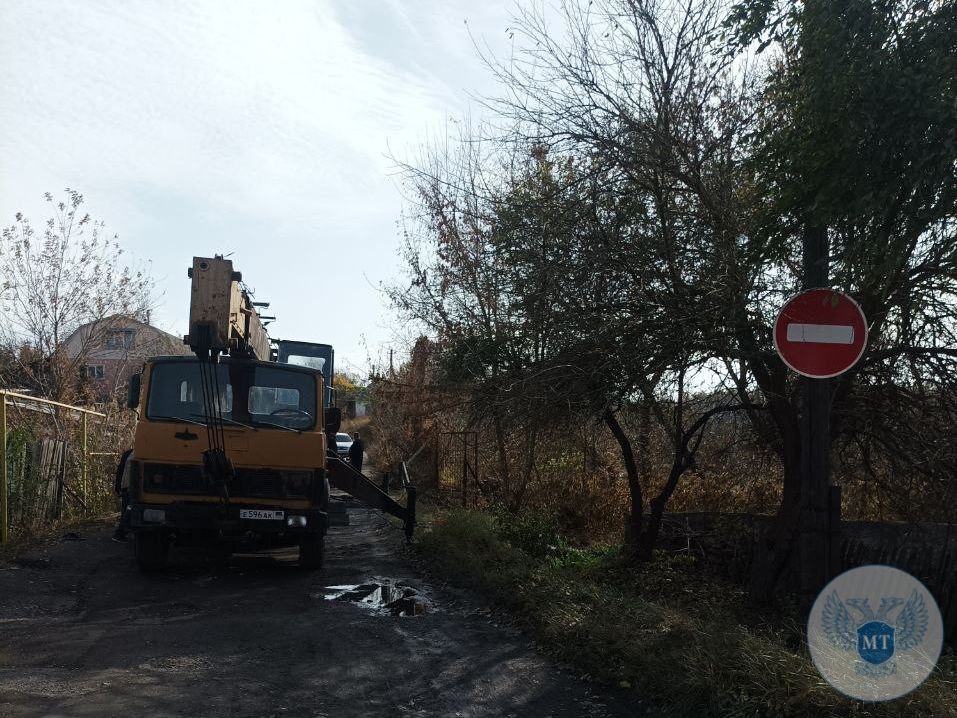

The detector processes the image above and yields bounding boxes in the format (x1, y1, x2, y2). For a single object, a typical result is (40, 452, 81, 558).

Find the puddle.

(319, 580, 430, 616)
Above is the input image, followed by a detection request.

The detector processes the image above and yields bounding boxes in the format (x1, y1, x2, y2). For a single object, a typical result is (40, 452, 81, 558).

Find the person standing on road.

(348, 431, 365, 473)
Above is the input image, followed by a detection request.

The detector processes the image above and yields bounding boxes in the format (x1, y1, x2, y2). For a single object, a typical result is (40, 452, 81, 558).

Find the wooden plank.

(55, 440, 66, 519)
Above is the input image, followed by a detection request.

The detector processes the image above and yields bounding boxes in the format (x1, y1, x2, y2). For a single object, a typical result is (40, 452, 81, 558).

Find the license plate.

(240, 509, 284, 520)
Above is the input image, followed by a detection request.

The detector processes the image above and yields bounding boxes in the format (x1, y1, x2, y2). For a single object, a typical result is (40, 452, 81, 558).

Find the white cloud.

(0, 0, 515, 370)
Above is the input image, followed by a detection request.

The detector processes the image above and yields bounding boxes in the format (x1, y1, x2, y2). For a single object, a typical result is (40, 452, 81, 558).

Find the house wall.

(64, 317, 191, 399)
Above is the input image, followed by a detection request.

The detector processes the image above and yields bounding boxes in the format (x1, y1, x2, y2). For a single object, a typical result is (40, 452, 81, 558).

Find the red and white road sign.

(773, 289, 868, 378)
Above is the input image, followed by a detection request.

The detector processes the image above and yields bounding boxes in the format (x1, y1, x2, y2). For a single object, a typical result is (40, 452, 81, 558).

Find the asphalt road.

(0, 500, 644, 717)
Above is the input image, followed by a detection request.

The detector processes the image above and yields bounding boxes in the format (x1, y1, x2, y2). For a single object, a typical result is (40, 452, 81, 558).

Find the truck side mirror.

(127, 373, 141, 409)
(324, 407, 341, 435)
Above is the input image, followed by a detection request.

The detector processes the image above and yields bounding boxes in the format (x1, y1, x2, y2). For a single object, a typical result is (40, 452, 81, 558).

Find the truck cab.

(125, 355, 331, 570)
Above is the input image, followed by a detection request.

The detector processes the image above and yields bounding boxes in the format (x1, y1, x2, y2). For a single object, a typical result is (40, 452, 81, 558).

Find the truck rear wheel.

(135, 531, 169, 572)
(299, 534, 324, 570)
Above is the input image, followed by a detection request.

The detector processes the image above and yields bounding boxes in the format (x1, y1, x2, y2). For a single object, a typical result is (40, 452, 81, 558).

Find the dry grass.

(417, 509, 957, 718)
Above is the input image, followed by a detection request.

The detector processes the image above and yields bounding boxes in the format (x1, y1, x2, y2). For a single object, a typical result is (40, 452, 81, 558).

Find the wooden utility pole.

(799, 224, 837, 603)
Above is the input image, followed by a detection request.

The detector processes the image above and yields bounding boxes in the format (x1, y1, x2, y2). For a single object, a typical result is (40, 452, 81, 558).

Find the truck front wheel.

(299, 534, 324, 570)
(135, 531, 169, 572)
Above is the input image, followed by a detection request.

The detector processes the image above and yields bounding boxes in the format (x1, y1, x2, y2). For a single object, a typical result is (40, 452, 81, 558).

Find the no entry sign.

(774, 289, 868, 378)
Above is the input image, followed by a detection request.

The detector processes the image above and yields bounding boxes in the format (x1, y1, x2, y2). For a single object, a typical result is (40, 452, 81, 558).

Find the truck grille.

(143, 463, 205, 494)
(142, 463, 311, 499)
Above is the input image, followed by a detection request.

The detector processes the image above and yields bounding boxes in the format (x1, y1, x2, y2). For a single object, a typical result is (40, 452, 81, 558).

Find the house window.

(106, 329, 136, 349)
(86, 365, 105, 380)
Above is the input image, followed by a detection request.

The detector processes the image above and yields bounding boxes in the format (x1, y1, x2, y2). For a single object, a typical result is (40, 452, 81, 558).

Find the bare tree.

(1, 189, 154, 401)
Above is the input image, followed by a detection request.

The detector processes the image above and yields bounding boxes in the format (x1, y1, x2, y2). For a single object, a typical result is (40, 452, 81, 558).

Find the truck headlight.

(280, 470, 312, 497)
(286, 515, 307, 528)
(143, 508, 166, 523)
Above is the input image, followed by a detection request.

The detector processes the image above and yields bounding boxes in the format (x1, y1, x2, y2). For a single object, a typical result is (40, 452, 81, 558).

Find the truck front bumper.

(129, 502, 327, 537)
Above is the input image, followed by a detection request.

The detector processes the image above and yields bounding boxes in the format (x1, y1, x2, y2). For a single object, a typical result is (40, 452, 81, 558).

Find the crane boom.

(183, 256, 271, 359)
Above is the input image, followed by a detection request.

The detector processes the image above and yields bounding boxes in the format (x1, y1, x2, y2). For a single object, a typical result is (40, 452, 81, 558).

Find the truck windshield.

(285, 354, 325, 373)
(147, 361, 317, 430)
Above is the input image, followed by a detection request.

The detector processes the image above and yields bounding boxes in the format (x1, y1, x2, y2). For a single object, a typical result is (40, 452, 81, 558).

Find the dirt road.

(0, 500, 644, 717)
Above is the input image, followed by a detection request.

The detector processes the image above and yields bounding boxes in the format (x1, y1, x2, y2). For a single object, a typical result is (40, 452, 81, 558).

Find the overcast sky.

(0, 0, 518, 375)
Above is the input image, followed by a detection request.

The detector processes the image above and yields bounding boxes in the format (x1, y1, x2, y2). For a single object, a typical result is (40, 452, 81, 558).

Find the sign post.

(775, 285, 867, 602)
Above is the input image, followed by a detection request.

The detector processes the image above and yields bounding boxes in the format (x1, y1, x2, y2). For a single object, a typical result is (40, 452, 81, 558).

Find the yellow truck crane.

(121, 256, 415, 571)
